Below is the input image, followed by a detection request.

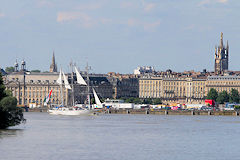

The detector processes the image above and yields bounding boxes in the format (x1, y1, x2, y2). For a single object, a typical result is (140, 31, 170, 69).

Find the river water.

(0, 112, 240, 160)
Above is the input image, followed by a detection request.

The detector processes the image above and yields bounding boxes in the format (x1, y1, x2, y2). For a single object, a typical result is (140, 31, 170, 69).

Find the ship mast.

(70, 62, 75, 106)
(86, 62, 91, 110)
(59, 68, 64, 106)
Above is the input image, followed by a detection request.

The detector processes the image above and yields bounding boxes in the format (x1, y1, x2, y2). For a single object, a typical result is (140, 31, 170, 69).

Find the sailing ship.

(48, 66, 91, 115)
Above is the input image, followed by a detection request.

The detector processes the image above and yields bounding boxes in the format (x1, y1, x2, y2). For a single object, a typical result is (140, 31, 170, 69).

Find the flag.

(44, 89, 52, 106)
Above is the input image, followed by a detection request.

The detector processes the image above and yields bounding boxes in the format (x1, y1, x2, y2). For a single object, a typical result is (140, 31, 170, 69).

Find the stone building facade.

(5, 72, 69, 106)
(4, 71, 138, 106)
(139, 74, 240, 104)
(206, 76, 240, 94)
(139, 75, 206, 104)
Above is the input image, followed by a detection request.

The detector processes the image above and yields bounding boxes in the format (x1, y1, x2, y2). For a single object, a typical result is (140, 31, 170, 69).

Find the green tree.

(216, 91, 229, 104)
(229, 89, 240, 103)
(0, 97, 25, 129)
(0, 73, 25, 129)
(125, 97, 135, 103)
(143, 98, 152, 104)
(152, 98, 162, 105)
(5, 66, 15, 73)
(0, 73, 6, 100)
(133, 98, 142, 104)
(31, 70, 41, 73)
(206, 88, 218, 101)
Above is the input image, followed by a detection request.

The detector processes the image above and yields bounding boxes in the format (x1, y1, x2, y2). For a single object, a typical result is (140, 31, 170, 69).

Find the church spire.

(52, 51, 55, 65)
(220, 32, 223, 48)
(50, 51, 57, 72)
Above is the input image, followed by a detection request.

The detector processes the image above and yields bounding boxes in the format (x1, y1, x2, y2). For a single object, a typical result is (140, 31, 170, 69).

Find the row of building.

(4, 67, 240, 107)
(2, 32, 239, 106)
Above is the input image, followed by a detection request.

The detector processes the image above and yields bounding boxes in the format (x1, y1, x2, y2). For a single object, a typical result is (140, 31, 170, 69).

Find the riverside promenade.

(105, 109, 240, 116)
(25, 107, 240, 116)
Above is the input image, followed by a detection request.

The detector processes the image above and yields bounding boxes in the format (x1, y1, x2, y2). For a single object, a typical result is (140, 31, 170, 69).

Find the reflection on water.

(0, 112, 240, 160)
(0, 129, 24, 138)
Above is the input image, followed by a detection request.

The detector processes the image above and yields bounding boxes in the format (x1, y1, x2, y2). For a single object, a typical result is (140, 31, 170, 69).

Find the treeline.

(0, 73, 25, 129)
(206, 88, 240, 104)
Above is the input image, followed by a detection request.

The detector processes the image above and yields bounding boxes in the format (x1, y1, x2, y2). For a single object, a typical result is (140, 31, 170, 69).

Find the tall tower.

(50, 51, 57, 72)
(21, 60, 26, 71)
(214, 32, 229, 74)
(14, 60, 19, 72)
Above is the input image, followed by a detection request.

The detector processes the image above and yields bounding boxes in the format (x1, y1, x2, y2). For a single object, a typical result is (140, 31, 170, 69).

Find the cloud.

(76, 3, 102, 10)
(120, 2, 134, 9)
(184, 24, 195, 30)
(198, 0, 228, 6)
(143, 20, 161, 31)
(217, 0, 228, 3)
(100, 18, 112, 24)
(127, 18, 161, 31)
(127, 19, 138, 27)
(141, 0, 156, 12)
(38, 0, 53, 7)
(57, 12, 96, 28)
(0, 13, 5, 18)
(144, 3, 156, 12)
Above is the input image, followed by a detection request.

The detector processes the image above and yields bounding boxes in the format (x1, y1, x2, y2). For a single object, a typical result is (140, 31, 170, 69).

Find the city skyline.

(0, 0, 240, 73)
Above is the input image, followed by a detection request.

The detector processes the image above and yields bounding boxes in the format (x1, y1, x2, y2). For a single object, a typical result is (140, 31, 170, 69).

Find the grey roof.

(0, 68, 7, 76)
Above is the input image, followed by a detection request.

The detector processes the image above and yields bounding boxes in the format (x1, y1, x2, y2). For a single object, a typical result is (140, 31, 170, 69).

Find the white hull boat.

(48, 107, 91, 115)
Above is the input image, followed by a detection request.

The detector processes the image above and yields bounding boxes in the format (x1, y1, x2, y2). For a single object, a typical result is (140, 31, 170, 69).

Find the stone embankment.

(24, 107, 240, 116)
(105, 109, 239, 116)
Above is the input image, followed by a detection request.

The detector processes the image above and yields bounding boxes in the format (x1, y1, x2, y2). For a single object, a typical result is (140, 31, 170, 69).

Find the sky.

(0, 0, 239, 74)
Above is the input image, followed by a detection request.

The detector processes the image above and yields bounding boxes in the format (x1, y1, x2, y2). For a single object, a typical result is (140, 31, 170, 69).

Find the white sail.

(93, 88, 102, 106)
(62, 71, 71, 89)
(75, 67, 87, 85)
(56, 69, 62, 85)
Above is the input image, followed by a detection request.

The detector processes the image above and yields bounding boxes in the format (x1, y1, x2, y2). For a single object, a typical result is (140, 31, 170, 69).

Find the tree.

(0, 73, 25, 129)
(206, 88, 218, 101)
(5, 66, 15, 73)
(152, 98, 162, 105)
(133, 98, 142, 104)
(216, 91, 229, 104)
(125, 97, 135, 103)
(229, 89, 240, 103)
(143, 98, 152, 104)
(31, 70, 41, 73)
(0, 73, 6, 100)
(0, 97, 25, 129)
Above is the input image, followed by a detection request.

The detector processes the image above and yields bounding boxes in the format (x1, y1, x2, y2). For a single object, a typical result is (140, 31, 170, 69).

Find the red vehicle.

(205, 99, 215, 107)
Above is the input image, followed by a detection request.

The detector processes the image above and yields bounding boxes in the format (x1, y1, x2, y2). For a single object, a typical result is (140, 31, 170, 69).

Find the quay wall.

(23, 107, 240, 116)
(105, 109, 240, 116)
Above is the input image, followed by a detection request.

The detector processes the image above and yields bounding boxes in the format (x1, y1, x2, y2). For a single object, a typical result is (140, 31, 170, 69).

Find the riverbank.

(24, 107, 240, 116)
(105, 109, 239, 116)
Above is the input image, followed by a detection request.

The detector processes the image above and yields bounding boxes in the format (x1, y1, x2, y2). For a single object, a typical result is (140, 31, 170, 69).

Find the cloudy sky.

(0, 0, 239, 73)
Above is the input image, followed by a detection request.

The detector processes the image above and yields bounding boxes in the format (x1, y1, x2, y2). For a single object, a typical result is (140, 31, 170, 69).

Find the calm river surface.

(1, 112, 240, 160)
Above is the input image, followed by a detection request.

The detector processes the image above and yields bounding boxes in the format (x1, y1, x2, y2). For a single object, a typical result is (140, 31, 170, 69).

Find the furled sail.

(62, 71, 71, 89)
(75, 67, 87, 85)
